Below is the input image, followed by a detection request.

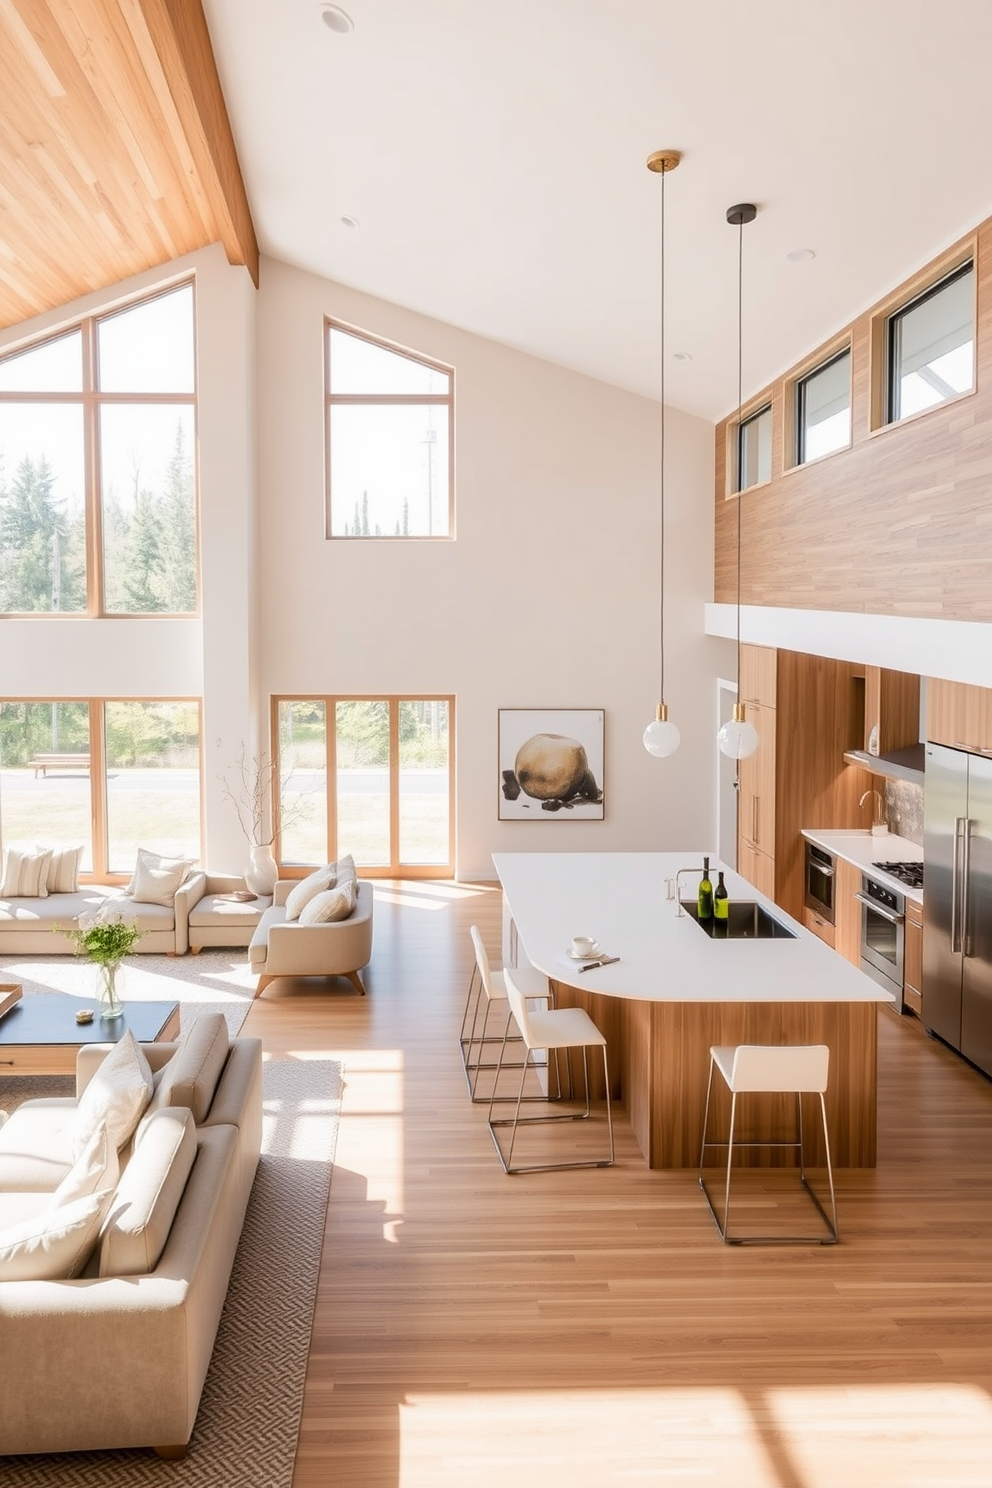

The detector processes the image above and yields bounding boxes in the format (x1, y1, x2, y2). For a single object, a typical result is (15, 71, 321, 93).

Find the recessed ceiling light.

(786, 247, 816, 263)
(672, 351, 692, 363)
(340, 215, 360, 229)
(321, 5, 354, 33)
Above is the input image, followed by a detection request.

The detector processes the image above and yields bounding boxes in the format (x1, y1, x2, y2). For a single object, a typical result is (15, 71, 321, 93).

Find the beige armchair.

(248, 879, 374, 997)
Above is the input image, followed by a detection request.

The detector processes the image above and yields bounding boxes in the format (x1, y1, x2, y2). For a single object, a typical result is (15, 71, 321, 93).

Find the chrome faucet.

(673, 866, 705, 915)
(860, 788, 886, 828)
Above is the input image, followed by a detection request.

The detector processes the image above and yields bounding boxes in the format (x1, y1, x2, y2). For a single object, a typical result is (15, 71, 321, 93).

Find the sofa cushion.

(45, 844, 84, 894)
(127, 849, 196, 907)
(148, 1013, 229, 1123)
(0, 1098, 78, 1191)
(0, 1187, 114, 1281)
(336, 853, 356, 886)
(299, 879, 357, 924)
(99, 1106, 196, 1276)
(50, 1120, 120, 1208)
(0, 845, 53, 898)
(72, 1029, 154, 1160)
(284, 865, 336, 922)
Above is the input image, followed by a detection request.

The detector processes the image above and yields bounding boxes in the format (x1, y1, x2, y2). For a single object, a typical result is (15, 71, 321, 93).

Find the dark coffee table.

(0, 994, 180, 1077)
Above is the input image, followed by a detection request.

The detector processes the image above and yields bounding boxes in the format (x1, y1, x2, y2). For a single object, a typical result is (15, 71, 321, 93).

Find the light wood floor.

(243, 879, 992, 1488)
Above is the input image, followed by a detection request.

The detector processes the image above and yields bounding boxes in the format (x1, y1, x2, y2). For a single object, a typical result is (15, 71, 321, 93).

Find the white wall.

(256, 259, 724, 880)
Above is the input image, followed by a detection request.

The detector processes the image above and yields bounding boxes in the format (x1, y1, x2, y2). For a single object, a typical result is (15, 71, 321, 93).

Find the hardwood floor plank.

(242, 879, 992, 1487)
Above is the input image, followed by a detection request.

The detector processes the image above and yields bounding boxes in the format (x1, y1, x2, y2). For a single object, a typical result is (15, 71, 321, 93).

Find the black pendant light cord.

(659, 160, 667, 707)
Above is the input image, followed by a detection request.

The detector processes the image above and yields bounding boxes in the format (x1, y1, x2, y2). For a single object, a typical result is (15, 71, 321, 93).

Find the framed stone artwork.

(498, 709, 605, 820)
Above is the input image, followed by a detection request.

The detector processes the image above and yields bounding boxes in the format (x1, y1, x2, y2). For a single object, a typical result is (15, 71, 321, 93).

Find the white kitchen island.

(493, 852, 893, 1170)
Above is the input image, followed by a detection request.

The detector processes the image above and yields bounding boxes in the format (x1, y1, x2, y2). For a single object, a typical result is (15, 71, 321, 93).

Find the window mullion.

(89, 699, 108, 877)
(327, 699, 338, 862)
(389, 699, 400, 874)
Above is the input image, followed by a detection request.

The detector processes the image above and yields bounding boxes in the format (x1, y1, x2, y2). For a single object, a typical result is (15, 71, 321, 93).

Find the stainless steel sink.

(679, 901, 798, 939)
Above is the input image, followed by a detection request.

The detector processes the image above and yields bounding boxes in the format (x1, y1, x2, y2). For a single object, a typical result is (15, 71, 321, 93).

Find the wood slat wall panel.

(715, 222, 992, 620)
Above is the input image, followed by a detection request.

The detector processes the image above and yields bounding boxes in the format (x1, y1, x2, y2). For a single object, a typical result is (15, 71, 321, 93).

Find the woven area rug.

(0, 1055, 342, 1487)
(0, 950, 256, 1038)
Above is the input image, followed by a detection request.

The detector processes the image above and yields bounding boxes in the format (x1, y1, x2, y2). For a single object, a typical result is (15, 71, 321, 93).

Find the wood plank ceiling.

(0, 0, 257, 332)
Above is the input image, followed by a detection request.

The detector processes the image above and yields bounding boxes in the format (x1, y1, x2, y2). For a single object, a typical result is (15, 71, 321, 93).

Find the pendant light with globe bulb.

(642, 148, 682, 759)
(716, 201, 760, 763)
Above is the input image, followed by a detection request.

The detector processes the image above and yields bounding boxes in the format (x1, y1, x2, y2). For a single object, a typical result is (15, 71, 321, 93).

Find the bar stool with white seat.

(487, 964, 614, 1173)
(698, 1043, 838, 1245)
(459, 926, 552, 1101)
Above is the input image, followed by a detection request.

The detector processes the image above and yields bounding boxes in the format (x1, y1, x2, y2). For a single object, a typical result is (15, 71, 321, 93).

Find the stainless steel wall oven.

(856, 873, 905, 1012)
(804, 842, 836, 925)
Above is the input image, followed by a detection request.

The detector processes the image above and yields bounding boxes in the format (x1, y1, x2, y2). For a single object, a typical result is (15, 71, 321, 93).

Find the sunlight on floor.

(331, 1047, 405, 1242)
(374, 880, 497, 910)
(397, 1383, 992, 1487)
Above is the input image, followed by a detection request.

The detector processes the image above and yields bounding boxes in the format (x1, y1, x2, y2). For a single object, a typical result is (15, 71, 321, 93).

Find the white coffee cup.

(571, 935, 597, 957)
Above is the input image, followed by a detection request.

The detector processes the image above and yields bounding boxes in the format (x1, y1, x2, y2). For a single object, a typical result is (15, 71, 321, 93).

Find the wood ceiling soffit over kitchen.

(0, 0, 258, 332)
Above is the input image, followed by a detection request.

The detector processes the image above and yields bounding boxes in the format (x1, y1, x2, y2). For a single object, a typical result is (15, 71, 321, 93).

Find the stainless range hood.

(843, 743, 925, 784)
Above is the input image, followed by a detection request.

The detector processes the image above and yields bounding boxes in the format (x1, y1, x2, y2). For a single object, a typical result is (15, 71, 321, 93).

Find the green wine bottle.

(697, 856, 713, 919)
(714, 871, 729, 920)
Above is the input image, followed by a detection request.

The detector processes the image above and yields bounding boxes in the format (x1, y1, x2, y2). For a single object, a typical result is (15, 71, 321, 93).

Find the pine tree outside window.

(0, 282, 198, 615)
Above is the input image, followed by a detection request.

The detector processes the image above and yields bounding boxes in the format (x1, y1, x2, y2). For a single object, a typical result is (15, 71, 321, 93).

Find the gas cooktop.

(871, 860, 924, 889)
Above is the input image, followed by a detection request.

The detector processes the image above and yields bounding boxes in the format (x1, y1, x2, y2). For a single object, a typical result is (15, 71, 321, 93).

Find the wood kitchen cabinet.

(834, 857, 863, 968)
(803, 905, 836, 948)
(738, 701, 776, 856)
(863, 666, 920, 755)
(926, 677, 992, 754)
(736, 646, 874, 920)
(903, 900, 923, 1018)
(739, 644, 778, 709)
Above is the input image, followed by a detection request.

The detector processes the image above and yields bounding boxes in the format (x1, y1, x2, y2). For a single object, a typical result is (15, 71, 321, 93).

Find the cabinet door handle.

(752, 797, 759, 843)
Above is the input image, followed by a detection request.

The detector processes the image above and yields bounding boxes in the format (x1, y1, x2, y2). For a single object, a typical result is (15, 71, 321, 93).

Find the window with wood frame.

(0, 282, 198, 616)
(885, 260, 974, 424)
(795, 347, 851, 464)
(274, 696, 454, 877)
(325, 321, 454, 539)
(0, 699, 202, 878)
(736, 404, 772, 491)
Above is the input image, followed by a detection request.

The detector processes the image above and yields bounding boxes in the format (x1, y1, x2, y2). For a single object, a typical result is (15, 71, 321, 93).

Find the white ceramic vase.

(246, 843, 278, 896)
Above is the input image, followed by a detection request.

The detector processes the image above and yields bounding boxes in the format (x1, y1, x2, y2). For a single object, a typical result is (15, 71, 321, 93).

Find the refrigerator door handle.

(962, 818, 974, 958)
(951, 817, 965, 954)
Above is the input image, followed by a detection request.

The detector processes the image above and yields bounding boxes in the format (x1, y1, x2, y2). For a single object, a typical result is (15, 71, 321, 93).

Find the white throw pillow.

(72, 1029, 154, 1159)
(125, 848, 196, 903)
(99, 1107, 197, 1277)
(335, 853, 356, 886)
(284, 865, 337, 922)
(0, 1188, 114, 1281)
(299, 880, 357, 924)
(48, 1121, 120, 1208)
(45, 844, 84, 894)
(127, 849, 196, 907)
(0, 844, 53, 898)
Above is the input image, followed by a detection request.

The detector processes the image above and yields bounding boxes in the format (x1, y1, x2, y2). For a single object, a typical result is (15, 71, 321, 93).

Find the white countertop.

(493, 852, 893, 1006)
(800, 828, 924, 905)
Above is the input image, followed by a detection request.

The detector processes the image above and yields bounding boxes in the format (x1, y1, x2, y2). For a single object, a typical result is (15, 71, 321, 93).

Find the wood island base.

(551, 983, 877, 1169)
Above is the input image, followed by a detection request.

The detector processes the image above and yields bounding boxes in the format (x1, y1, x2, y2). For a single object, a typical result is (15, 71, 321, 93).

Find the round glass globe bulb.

(643, 718, 681, 757)
(717, 717, 759, 760)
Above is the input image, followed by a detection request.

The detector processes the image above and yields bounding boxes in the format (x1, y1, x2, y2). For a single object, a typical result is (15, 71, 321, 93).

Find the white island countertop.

(493, 852, 893, 1006)
(800, 828, 923, 905)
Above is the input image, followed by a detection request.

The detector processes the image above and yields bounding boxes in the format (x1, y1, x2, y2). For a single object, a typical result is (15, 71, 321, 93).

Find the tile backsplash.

(885, 779, 924, 846)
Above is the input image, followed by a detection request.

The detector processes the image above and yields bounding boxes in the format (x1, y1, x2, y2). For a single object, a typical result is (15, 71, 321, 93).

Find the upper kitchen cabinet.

(864, 667, 920, 757)
(739, 645, 778, 710)
(927, 678, 992, 755)
(736, 645, 873, 920)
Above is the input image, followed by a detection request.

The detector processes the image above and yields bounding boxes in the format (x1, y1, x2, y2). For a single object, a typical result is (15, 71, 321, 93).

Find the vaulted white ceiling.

(211, 2, 992, 420)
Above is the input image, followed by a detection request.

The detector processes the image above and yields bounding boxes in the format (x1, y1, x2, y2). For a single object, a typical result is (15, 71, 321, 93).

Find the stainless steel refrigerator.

(923, 742, 992, 1078)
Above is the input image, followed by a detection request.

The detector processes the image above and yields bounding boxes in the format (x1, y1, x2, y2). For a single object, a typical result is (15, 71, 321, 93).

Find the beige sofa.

(249, 878, 374, 996)
(0, 873, 208, 956)
(0, 1017, 262, 1458)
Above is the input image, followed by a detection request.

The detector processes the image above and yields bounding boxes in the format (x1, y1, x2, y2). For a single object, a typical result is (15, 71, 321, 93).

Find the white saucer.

(567, 943, 600, 960)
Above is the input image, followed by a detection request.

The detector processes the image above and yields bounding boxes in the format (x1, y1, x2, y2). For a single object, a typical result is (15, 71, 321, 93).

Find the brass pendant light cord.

(659, 159, 667, 707)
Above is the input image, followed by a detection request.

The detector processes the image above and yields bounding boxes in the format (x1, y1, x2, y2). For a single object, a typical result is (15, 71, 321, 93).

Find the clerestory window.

(325, 321, 454, 539)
